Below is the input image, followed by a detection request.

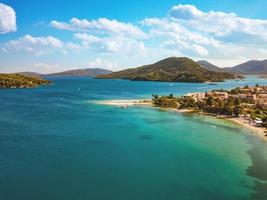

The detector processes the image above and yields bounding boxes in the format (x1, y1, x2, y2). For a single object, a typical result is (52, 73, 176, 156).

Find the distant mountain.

(46, 68, 112, 77)
(225, 60, 267, 74)
(97, 57, 236, 83)
(197, 60, 224, 72)
(17, 72, 42, 77)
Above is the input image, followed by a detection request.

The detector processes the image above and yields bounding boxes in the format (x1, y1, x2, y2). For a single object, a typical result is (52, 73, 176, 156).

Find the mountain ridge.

(197, 60, 224, 72)
(225, 60, 267, 74)
(97, 57, 236, 83)
(46, 68, 112, 77)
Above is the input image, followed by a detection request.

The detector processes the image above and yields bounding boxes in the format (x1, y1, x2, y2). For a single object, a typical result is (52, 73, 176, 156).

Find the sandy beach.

(96, 99, 152, 106)
(97, 99, 267, 141)
(227, 117, 267, 141)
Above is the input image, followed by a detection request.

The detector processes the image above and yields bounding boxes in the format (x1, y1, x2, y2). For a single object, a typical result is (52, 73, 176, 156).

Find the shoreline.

(97, 99, 267, 141)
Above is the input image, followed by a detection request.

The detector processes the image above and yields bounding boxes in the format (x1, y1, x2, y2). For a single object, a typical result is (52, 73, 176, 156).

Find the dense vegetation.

(97, 57, 236, 83)
(152, 85, 267, 128)
(0, 73, 51, 88)
(153, 94, 243, 117)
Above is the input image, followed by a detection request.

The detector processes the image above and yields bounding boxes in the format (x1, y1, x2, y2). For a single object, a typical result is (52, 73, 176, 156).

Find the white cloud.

(87, 58, 118, 69)
(32, 62, 63, 73)
(2, 4, 267, 72)
(140, 4, 267, 61)
(142, 18, 217, 57)
(170, 4, 267, 40)
(0, 3, 16, 34)
(1, 34, 66, 55)
(74, 33, 146, 56)
(170, 4, 203, 19)
(51, 17, 146, 39)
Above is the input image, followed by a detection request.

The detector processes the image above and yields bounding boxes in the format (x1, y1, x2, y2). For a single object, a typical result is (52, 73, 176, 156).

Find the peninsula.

(0, 73, 51, 88)
(97, 57, 239, 83)
(98, 84, 267, 140)
(152, 84, 267, 138)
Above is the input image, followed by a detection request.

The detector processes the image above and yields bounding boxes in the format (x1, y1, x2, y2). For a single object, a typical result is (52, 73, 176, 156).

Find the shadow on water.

(246, 137, 267, 199)
(139, 134, 153, 141)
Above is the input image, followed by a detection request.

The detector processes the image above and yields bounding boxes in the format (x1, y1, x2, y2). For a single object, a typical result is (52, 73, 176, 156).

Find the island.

(0, 73, 51, 88)
(97, 57, 240, 83)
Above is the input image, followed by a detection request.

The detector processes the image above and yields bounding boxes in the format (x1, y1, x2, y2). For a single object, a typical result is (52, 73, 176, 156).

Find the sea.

(0, 76, 267, 200)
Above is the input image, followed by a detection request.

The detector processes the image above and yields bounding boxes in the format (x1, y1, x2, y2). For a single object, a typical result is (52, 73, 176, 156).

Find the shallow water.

(0, 76, 267, 200)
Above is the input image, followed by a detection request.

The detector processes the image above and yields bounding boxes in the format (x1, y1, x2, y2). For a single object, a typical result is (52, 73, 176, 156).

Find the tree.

(234, 97, 241, 106)
(233, 106, 242, 117)
(206, 96, 215, 107)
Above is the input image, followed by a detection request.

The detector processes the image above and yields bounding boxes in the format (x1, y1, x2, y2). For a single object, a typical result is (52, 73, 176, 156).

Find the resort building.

(185, 93, 206, 101)
(237, 94, 257, 101)
(208, 92, 229, 100)
(257, 94, 267, 108)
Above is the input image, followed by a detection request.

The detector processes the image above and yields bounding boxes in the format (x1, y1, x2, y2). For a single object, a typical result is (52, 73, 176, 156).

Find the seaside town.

(152, 84, 267, 136)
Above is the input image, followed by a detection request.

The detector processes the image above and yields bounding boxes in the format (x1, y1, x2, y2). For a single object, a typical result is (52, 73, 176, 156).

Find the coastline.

(97, 99, 267, 141)
(226, 117, 267, 141)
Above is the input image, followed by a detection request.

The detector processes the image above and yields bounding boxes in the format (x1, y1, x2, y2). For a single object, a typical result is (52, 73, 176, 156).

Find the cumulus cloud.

(51, 17, 146, 39)
(170, 4, 203, 19)
(170, 4, 267, 40)
(74, 33, 146, 55)
(87, 58, 118, 69)
(32, 62, 63, 73)
(0, 3, 16, 34)
(2, 4, 267, 71)
(142, 18, 217, 56)
(140, 4, 267, 59)
(1, 34, 66, 55)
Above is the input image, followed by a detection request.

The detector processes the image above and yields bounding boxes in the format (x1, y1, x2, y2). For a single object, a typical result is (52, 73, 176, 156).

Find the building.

(238, 94, 257, 101)
(257, 94, 267, 103)
(208, 92, 229, 101)
(184, 93, 206, 101)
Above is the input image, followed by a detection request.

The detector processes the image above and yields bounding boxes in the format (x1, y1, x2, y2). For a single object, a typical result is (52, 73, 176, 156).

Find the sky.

(1, 0, 267, 73)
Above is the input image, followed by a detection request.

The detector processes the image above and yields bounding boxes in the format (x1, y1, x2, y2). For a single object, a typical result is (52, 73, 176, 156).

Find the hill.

(225, 60, 267, 74)
(197, 60, 224, 72)
(97, 57, 236, 83)
(46, 68, 112, 77)
(0, 73, 51, 88)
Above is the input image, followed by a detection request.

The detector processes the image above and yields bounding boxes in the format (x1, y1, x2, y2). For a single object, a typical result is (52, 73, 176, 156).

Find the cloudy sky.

(1, 0, 267, 73)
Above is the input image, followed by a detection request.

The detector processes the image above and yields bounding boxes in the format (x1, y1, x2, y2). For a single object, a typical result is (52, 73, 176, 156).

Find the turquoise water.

(1, 76, 267, 200)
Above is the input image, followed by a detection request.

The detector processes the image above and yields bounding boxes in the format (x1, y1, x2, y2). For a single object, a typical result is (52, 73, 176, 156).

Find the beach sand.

(96, 99, 152, 106)
(227, 118, 267, 141)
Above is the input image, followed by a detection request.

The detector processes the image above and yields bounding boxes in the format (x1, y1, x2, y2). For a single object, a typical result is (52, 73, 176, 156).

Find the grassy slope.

(0, 73, 51, 88)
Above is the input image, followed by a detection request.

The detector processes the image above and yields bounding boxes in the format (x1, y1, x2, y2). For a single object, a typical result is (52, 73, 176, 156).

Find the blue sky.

(1, 0, 267, 73)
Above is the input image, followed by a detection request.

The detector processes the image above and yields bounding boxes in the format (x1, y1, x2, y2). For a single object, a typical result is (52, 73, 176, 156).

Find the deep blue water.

(1, 76, 267, 200)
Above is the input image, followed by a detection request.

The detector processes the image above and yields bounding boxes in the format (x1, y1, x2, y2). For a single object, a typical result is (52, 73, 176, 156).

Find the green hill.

(0, 73, 51, 88)
(97, 57, 236, 83)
